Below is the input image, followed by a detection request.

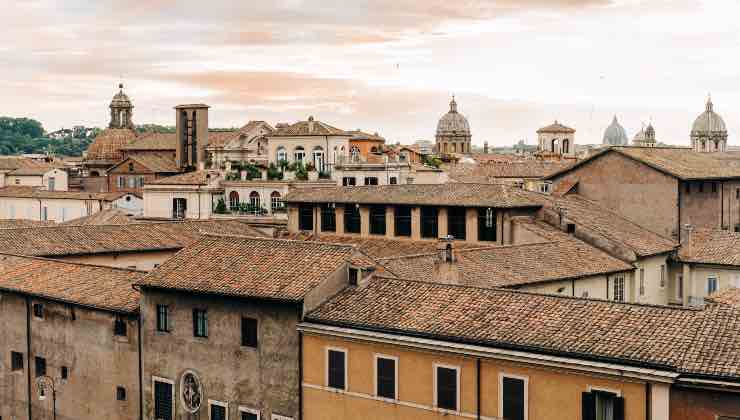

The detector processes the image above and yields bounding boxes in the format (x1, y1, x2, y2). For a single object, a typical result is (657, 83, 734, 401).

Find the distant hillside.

(0, 117, 94, 156)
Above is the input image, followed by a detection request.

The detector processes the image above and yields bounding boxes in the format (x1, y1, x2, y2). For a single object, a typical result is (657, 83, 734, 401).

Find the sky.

(2, 0, 740, 147)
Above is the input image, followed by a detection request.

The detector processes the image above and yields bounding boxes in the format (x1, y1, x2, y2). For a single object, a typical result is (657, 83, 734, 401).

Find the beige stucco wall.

(680, 264, 740, 305)
(143, 187, 215, 219)
(0, 196, 103, 222)
(59, 250, 177, 271)
(267, 134, 351, 171)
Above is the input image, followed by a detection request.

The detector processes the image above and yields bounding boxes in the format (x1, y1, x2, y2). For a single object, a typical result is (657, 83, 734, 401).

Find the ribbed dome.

(603, 116, 628, 146)
(633, 123, 656, 144)
(110, 83, 133, 108)
(436, 97, 471, 136)
(692, 97, 726, 134)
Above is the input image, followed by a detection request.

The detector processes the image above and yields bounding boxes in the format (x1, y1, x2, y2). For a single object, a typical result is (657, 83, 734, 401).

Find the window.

(48, 177, 55, 192)
(11, 351, 23, 371)
(421, 207, 439, 239)
(612, 276, 625, 302)
(344, 204, 361, 234)
(364, 177, 378, 186)
(582, 389, 624, 420)
(369, 205, 386, 235)
(249, 191, 260, 212)
(447, 207, 466, 240)
(639, 268, 645, 296)
(737, 188, 740, 200)
(193, 309, 208, 338)
(35, 356, 46, 377)
(117, 386, 127, 401)
(128, 162, 134, 172)
(320, 204, 336, 232)
(229, 191, 240, 211)
(389, 177, 398, 185)
(293, 146, 305, 162)
(660, 265, 666, 288)
(117, 176, 125, 189)
(173, 198, 187, 219)
(708, 276, 718, 295)
(375, 355, 397, 400)
(61, 366, 68, 380)
(342, 177, 356, 186)
(139, 176, 146, 187)
(239, 407, 260, 420)
(14, 178, 20, 185)
(712, 182, 718, 193)
(156, 305, 170, 332)
(478, 208, 497, 242)
(348, 267, 359, 286)
(33, 303, 44, 318)
(154, 379, 174, 420)
(699, 182, 704, 193)
(241, 317, 258, 348)
(677, 274, 684, 300)
(298, 204, 314, 231)
(500, 375, 527, 420)
(210, 400, 228, 420)
(685, 183, 690, 194)
(312, 147, 325, 172)
(41, 206, 48, 221)
(350, 146, 360, 161)
(270, 192, 283, 211)
(394, 206, 412, 237)
(566, 223, 576, 234)
(276, 147, 287, 162)
(114, 317, 127, 336)
(327, 348, 347, 391)
(434, 364, 459, 411)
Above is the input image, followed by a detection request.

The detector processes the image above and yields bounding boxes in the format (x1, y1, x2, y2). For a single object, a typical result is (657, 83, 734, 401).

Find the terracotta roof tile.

(86, 128, 138, 161)
(0, 254, 141, 313)
(286, 184, 544, 208)
(537, 121, 575, 134)
(307, 277, 740, 380)
(270, 119, 349, 137)
(148, 170, 218, 185)
(137, 236, 362, 302)
(0, 186, 127, 201)
(120, 132, 176, 151)
(0, 219, 56, 229)
(678, 229, 740, 266)
(709, 288, 740, 306)
(60, 208, 141, 226)
(447, 161, 572, 181)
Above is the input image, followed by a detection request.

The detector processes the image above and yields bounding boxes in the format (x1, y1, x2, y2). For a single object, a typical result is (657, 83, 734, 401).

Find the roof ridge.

(377, 241, 569, 261)
(200, 232, 358, 250)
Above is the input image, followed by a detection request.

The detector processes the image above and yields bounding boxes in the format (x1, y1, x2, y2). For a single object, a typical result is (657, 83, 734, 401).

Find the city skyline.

(2, 0, 738, 146)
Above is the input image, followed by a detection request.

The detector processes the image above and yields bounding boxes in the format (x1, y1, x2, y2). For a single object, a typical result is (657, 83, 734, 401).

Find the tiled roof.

(678, 229, 740, 266)
(137, 236, 361, 302)
(378, 236, 632, 288)
(206, 131, 240, 148)
(0, 220, 267, 257)
(537, 121, 575, 134)
(270, 118, 349, 137)
(0, 186, 127, 201)
(86, 128, 138, 161)
(120, 132, 176, 151)
(0, 157, 56, 175)
(61, 208, 141, 226)
(547, 146, 740, 181)
(541, 194, 677, 258)
(286, 184, 544, 208)
(0, 254, 141, 313)
(348, 130, 385, 142)
(447, 161, 572, 182)
(111, 153, 179, 174)
(709, 287, 740, 306)
(307, 276, 740, 380)
(0, 219, 55, 229)
(148, 170, 217, 186)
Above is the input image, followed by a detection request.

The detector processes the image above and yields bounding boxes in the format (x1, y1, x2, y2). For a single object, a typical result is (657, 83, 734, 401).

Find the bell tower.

(175, 104, 210, 170)
(109, 83, 134, 129)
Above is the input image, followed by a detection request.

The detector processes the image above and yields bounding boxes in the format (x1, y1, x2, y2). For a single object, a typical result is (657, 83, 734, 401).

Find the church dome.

(86, 128, 137, 162)
(691, 97, 726, 134)
(603, 116, 628, 146)
(436, 97, 471, 136)
(110, 83, 133, 109)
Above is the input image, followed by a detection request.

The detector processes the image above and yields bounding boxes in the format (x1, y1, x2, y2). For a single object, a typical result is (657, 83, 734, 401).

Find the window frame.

(639, 268, 645, 296)
(209, 399, 229, 420)
(394, 206, 412, 237)
(116, 385, 127, 401)
(369, 205, 386, 235)
(271, 415, 293, 420)
(420, 206, 439, 239)
(659, 265, 666, 288)
(612, 275, 625, 302)
(499, 373, 529, 420)
(707, 276, 718, 295)
(11, 351, 24, 371)
(373, 354, 398, 401)
(193, 308, 208, 338)
(33, 303, 44, 319)
(343, 204, 361, 234)
(241, 317, 259, 348)
(156, 304, 170, 333)
(446, 207, 467, 241)
(298, 204, 314, 231)
(477, 207, 497, 242)
(238, 406, 261, 420)
(320, 203, 336, 232)
(433, 363, 460, 413)
(325, 347, 348, 391)
(35, 356, 46, 378)
(152, 376, 175, 420)
(114, 317, 127, 337)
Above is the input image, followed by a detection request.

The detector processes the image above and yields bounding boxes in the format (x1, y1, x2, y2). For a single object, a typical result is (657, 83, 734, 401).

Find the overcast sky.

(2, 0, 739, 147)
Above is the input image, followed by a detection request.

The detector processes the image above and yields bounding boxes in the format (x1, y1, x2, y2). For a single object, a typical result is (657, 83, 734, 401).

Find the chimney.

(308, 116, 315, 133)
(433, 236, 461, 285)
(484, 141, 489, 154)
(683, 224, 694, 256)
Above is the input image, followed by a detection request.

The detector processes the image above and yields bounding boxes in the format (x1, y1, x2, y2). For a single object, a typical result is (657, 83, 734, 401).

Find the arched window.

(229, 191, 240, 211)
(271, 191, 282, 210)
(294, 146, 305, 162)
(370, 146, 378, 154)
(562, 139, 570, 154)
(313, 146, 325, 172)
(90, 171, 100, 177)
(249, 191, 260, 210)
(551, 138, 559, 153)
(276, 147, 287, 162)
(350, 146, 360, 162)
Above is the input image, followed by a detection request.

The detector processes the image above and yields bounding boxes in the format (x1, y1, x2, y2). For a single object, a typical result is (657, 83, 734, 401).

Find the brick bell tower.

(175, 104, 210, 170)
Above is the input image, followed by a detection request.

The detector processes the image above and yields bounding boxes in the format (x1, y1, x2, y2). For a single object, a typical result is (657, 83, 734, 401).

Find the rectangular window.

(369, 205, 386, 235)
(320, 204, 336, 232)
(639, 269, 645, 296)
(348, 268, 359, 286)
(117, 176, 125, 189)
(708, 276, 718, 295)
(35, 356, 46, 377)
(41, 207, 48, 221)
(327, 348, 347, 391)
(114, 317, 127, 336)
(389, 177, 398, 185)
(582, 390, 624, 420)
(685, 183, 690, 194)
(501, 375, 527, 420)
(660, 265, 666, 288)
(239, 407, 260, 420)
(128, 176, 136, 188)
(193, 309, 208, 338)
(375, 355, 397, 400)
(612, 276, 625, 302)
(447, 207, 467, 241)
(364, 177, 378, 185)
(712, 182, 718, 193)
(241, 317, 258, 348)
(342, 177, 356, 186)
(33, 303, 44, 319)
(139, 176, 146, 188)
(477, 208, 497, 242)
(61, 366, 68, 380)
(11, 351, 23, 371)
(117, 386, 127, 401)
(420, 207, 438, 239)
(210, 400, 228, 420)
(156, 305, 169, 332)
(677, 274, 684, 300)
(173, 198, 187, 219)
(344, 205, 361, 234)
(394, 206, 412, 237)
(48, 177, 55, 192)
(154, 379, 174, 420)
(435, 365, 459, 411)
(298, 204, 314, 231)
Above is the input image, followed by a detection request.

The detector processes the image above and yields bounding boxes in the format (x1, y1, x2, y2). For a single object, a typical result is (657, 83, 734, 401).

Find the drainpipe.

(138, 314, 143, 420)
(299, 329, 304, 420)
(26, 296, 32, 420)
(476, 358, 481, 420)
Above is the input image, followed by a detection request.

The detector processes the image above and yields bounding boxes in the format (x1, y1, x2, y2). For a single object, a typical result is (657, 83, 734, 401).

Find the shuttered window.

(376, 357, 396, 399)
(435, 366, 458, 411)
(502, 376, 526, 420)
(154, 381, 173, 420)
(210, 402, 227, 420)
(298, 204, 314, 231)
(327, 349, 346, 390)
(241, 317, 258, 348)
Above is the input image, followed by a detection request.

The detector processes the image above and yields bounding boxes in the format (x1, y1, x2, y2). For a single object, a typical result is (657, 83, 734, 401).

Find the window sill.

(434, 407, 460, 415)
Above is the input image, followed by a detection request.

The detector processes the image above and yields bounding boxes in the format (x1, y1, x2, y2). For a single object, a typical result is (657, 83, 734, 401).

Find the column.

(385, 206, 395, 239)
(360, 206, 370, 237)
(438, 207, 448, 239)
(465, 208, 478, 243)
(650, 383, 670, 420)
(335, 205, 345, 235)
(411, 207, 421, 240)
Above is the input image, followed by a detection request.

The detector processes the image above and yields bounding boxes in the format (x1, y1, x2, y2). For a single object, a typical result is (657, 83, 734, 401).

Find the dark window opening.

(11, 351, 23, 371)
(364, 177, 378, 185)
(342, 177, 356, 186)
(156, 305, 169, 332)
(114, 318, 127, 336)
(685, 183, 690, 194)
(192, 309, 208, 338)
(394, 206, 412, 237)
(566, 223, 576, 234)
(349, 268, 359, 286)
(154, 380, 173, 420)
(582, 390, 624, 420)
(502, 377, 526, 420)
(116, 386, 127, 401)
(376, 357, 396, 399)
(447, 207, 467, 240)
(328, 349, 346, 390)
(699, 182, 704, 193)
(436, 366, 457, 411)
(421, 207, 438, 239)
(241, 317, 258, 348)
(712, 182, 718, 193)
(33, 303, 44, 319)
(298, 204, 314, 231)
(477, 208, 497, 242)
(61, 366, 68, 380)
(211, 404, 227, 420)
(389, 177, 398, 185)
(344, 205, 361, 234)
(172, 198, 187, 219)
(320, 204, 336, 232)
(35, 356, 46, 377)
(369, 205, 386, 235)
(241, 412, 258, 420)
